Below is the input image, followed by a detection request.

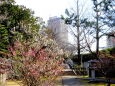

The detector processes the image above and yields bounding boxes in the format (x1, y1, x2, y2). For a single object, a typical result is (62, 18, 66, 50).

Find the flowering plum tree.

(0, 58, 11, 86)
(0, 58, 11, 74)
(9, 37, 64, 86)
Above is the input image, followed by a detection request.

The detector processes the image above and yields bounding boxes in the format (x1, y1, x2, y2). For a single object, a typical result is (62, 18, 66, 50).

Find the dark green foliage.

(62, 9, 92, 28)
(0, 3, 32, 29)
(71, 53, 96, 63)
(0, 2, 40, 56)
(0, 2, 40, 33)
(72, 47, 115, 63)
(0, 0, 15, 4)
(82, 47, 115, 62)
(0, 25, 9, 53)
(106, 68, 115, 78)
(102, 0, 115, 27)
(92, 0, 115, 27)
(100, 47, 115, 55)
(81, 53, 97, 62)
(110, 47, 115, 55)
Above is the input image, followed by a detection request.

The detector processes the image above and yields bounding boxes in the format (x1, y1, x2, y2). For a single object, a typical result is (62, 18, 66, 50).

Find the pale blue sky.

(15, 0, 93, 21)
(15, 0, 70, 21)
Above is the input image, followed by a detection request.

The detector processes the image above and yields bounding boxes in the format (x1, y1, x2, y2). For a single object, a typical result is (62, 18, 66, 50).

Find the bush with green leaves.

(0, 25, 9, 53)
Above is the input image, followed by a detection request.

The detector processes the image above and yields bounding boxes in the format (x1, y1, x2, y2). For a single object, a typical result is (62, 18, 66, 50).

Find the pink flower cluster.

(0, 58, 11, 74)
(9, 41, 64, 86)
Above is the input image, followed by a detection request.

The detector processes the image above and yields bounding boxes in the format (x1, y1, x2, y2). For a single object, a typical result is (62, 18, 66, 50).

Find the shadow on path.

(62, 76, 108, 86)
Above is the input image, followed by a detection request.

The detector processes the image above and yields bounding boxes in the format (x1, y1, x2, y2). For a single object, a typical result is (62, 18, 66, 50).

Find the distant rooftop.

(48, 16, 62, 21)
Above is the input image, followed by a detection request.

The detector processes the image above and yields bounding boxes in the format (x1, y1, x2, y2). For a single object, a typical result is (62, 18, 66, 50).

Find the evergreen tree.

(0, 1, 40, 55)
(0, 25, 9, 53)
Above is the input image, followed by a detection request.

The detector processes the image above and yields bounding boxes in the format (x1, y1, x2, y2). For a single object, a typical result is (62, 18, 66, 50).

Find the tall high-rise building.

(48, 17, 70, 50)
(107, 32, 115, 48)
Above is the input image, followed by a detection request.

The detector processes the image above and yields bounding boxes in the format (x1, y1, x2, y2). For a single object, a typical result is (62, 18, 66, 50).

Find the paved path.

(61, 76, 115, 86)
(5, 77, 115, 86)
(61, 69, 90, 86)
(62, 76, 80, 86)
(62, 76, 92, 86)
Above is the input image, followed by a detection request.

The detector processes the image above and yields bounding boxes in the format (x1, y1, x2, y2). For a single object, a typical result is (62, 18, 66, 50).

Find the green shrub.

(0, 25, 9, 54)
(101, 47, 115, 55)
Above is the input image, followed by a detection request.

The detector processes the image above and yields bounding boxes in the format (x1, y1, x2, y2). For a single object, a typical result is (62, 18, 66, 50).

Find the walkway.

(4, 69, 115, 86)
(61, 76, 115, 86)
(61, 69, 115, 86)
(61, 69, 91, 86)
(62, 76, 83, 86)
(5, 77, 115, 86)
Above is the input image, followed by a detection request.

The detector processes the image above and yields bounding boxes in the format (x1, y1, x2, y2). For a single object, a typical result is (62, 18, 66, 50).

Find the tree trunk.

(76, 0, 81, 63)
(107, 79, 111, 86)
(95, 3, 99, 58)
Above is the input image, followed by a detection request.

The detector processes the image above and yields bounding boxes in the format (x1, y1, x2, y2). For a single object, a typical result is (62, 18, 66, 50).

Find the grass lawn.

(5, 79, 115, 86)
(80, 79, 115, 86)
(5, 80, 23, 86)
(5, 78, 62, 86)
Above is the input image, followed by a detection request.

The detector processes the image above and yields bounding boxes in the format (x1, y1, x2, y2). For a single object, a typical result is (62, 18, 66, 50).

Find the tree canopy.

(0, 1, 40, 55)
